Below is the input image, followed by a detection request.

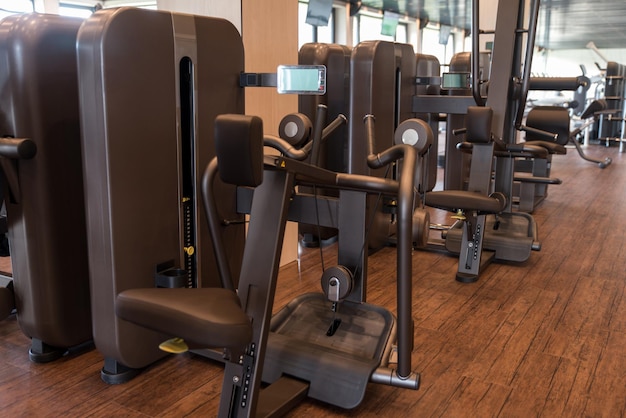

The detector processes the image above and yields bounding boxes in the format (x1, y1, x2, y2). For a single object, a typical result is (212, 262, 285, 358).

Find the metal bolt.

(233, 376, 240, 384)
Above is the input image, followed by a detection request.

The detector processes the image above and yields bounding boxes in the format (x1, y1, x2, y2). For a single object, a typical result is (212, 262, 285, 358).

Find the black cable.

(312, 184, 326, 272)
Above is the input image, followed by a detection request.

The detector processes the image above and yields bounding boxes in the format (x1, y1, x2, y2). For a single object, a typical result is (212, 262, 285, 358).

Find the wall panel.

(242, 0, 299, 265)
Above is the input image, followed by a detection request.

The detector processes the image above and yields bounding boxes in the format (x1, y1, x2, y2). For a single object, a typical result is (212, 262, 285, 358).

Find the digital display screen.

(442, 72, 470, 89)
(277, 65, 326, 95)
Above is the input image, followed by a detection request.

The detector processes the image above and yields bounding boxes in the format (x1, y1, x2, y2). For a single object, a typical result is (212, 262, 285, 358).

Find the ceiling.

(352, 0, 626, 51)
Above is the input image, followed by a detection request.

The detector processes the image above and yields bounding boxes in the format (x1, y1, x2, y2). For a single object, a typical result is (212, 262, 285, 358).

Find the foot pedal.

(159, 337, 189, 354)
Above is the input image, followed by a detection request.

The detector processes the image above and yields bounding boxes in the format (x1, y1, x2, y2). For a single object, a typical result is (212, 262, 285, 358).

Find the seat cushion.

(523, 140, 566, 155)
(116, 287, 252, 350)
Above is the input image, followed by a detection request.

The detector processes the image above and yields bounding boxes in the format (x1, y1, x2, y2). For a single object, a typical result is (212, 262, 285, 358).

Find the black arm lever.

(0, 137, 37, 204)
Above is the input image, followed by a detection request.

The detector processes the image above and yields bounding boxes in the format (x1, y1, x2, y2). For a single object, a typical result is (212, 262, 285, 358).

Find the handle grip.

(0, 137, 37, 159)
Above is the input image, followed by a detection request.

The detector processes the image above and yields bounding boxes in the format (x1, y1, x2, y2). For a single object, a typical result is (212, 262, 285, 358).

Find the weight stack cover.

(77, 7, 245, 370)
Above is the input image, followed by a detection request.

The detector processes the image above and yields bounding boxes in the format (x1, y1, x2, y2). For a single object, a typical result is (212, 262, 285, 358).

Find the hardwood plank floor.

(0, 143, 624, 417)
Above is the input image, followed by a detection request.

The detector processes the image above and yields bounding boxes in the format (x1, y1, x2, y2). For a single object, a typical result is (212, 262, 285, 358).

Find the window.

(355, 13, 409, 44)
(56, 1, 157, 17)
(396, 23, 408, 44)
(0, 0, 33, 20)
(421, 24, 450, 66)
(59, 3, 95, 18)
(297, 1, 417, 51)
(358, 14, 394, 43)
(298, 1, 334, 49)
(105, 1, 156, 8)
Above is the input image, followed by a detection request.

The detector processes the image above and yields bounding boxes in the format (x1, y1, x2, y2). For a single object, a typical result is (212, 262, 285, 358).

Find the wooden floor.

(0, 143, 624, 417)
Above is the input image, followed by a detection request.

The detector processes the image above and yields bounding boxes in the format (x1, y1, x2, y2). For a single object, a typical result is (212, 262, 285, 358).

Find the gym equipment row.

(0, 8, 432, 415)
(294, 37, 538, 284)
(295, 2, 570, 285)
(289, 2, 543, 285)
(0, 0, 558, 414)
(96, 6, 428, 413)
(410, 0, 547, 281)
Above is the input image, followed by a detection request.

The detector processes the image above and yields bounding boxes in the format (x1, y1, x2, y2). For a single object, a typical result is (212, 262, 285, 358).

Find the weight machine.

(0, 13, 92, 362)
(414, 0, 548, 282)
(116, 107, 429, 416)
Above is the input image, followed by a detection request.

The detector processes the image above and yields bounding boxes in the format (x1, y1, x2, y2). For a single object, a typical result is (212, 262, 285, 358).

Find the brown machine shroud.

(77, 7, 245, 369)
(0, 13, 92, 349)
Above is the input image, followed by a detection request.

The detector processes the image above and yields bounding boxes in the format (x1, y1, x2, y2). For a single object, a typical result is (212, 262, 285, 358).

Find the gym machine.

(0, 13, 93, 362)
(116, 108, 428, 416)
(77, 8, 246, 383)
(525, 77, 612, 167)
(596, 61, 626, 150)
(432, 55, 565, 214)
(414, 53, 442, 193)
(414, 0, 549, 282)
(297, 41, 434, 251)
(425, 106, 507, 282)
(519, 100, 612, 211)
(297, 42, 351, 247)
(77, 9, 430, 385)
(434, 50, 492, 192)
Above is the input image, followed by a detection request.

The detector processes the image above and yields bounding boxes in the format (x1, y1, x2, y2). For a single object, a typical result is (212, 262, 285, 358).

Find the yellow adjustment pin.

(184, 246, 195, 256)
(451, 209, 466, 221)
(159, 337, 189, 354)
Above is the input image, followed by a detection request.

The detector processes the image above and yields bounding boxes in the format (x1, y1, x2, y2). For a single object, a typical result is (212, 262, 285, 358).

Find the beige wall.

(242, 0, 300, 266)
(242, 0, 299, 129)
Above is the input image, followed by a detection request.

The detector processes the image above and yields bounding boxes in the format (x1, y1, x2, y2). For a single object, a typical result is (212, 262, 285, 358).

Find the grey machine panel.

(298, 42, 351, 173)
(0, 13, 92, 352)
(347, 41, 417, 251)
(349, 41, 417, 176)
(77, 8, 245, 372)
(415, 53, 441, 193)
(297, 43, 351, 243)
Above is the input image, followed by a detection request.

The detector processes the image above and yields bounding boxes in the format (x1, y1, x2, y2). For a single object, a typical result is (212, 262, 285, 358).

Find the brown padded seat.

(523, 105, 570, 154)
(425, 190, 507, 214)
(523, 140, 566, 155)
(116, 288, 252, 350)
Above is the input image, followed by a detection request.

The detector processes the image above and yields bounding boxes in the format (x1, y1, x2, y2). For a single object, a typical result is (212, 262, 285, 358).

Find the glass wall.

(298, 1, 334, 49)
(0, 1, 156, 19)
(422, 25, 449, 65)
(297, 0, 465, 65)
(59, 3, 97, 17)
(0, 0, 33, 19)
(357, 14, 394, 43)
